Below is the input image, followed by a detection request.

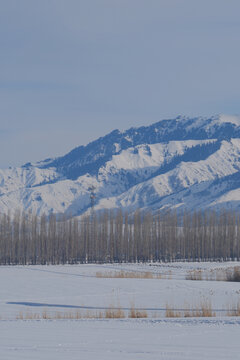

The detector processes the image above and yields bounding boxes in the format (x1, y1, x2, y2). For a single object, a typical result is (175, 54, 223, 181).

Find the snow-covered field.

(1, 262, 240, 359)
(2, 318, 240, 360)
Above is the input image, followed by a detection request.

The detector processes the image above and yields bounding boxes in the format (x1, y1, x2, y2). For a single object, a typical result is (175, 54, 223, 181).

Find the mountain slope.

(2, 114, 240, 215)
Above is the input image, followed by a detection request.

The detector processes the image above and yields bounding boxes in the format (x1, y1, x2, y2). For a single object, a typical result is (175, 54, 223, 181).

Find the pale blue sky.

(0, 0, 240, 167)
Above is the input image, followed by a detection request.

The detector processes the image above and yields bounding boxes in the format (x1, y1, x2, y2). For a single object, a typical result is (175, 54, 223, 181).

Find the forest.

(0, 209, 240, 265)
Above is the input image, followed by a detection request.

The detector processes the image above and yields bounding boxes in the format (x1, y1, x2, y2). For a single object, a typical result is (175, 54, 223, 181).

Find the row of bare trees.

(0, 209, 240, 265)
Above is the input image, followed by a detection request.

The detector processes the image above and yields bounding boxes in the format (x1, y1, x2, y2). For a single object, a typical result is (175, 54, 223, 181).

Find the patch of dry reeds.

(15, 303, 149, 320)
(186, 268, 234, 282)
(16, 310, 84, 320)
(186, 270, 203, 281)
(226, 301, 240, 316)
(16, 311, 41, 320)
(14, 298, 240, 321)
(226, 266, 240, 282)
(129, 303, 148, 318)
(96, 270, 161, 279)
(105, 307, 125, 318)
(165, 300, 216, 318)
(165, 304, 181, 318)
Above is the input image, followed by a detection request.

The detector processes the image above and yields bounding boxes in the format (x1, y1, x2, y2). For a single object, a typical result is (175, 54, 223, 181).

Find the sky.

(0, 0, 240, 168)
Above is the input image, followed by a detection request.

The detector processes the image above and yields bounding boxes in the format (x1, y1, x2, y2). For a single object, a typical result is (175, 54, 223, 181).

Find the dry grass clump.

(15, 302, 240, 320)
(185, 268, 237, 282)
(129, 304, 148, 318)
(193, 301, 215, 317)
(210, 269, 228, 282)
(105, 307, 125, 318)
(165, 300, 215, 318)
(165, 304, 181, 318)
(15, 303, 150, 320)
(16, 310, 84, 320)
(16, 311, 41, 320)
(96, 270, 161, 279)
(226, 266, 240, 282)
(226, 301, 240, 316)
(15, 298, 240, 320)
(16, 310, 98, 320)
(55, 311, 84, 319)
(186, 270, 203, 281)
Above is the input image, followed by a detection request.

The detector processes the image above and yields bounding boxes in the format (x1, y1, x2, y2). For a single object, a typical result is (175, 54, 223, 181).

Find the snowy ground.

(1, 262, 240, 359)
(1, 318, 240, 360)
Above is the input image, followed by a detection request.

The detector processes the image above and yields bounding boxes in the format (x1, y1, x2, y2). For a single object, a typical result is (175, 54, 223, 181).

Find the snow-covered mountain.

(2, 114, 240, 215)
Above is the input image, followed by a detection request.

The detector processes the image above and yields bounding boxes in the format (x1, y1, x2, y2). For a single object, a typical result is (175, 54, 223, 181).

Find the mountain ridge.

(2, 114, 240, 216)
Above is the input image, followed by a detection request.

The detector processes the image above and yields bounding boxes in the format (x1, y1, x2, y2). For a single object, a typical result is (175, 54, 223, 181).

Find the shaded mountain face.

(2, 114, 240, 216)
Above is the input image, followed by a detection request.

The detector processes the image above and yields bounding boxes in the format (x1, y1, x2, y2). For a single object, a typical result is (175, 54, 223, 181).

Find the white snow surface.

(1, 318, 240, 360)
(1, 262, 240, 359)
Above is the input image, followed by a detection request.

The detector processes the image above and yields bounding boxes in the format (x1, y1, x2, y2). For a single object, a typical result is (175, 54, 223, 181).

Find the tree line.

(0, 209, 240, 265)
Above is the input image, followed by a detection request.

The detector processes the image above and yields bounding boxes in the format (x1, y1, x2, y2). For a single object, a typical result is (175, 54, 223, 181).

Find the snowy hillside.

(2, 114, 240, 215)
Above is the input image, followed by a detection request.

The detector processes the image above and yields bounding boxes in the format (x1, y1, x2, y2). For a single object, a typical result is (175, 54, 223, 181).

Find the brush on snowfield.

(96, 270, 162, 279)
(12, 300, 240, 320)
(227, 266, 240, 282)
(165, 300, 216, 318)
(186, 266, 240, 282)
